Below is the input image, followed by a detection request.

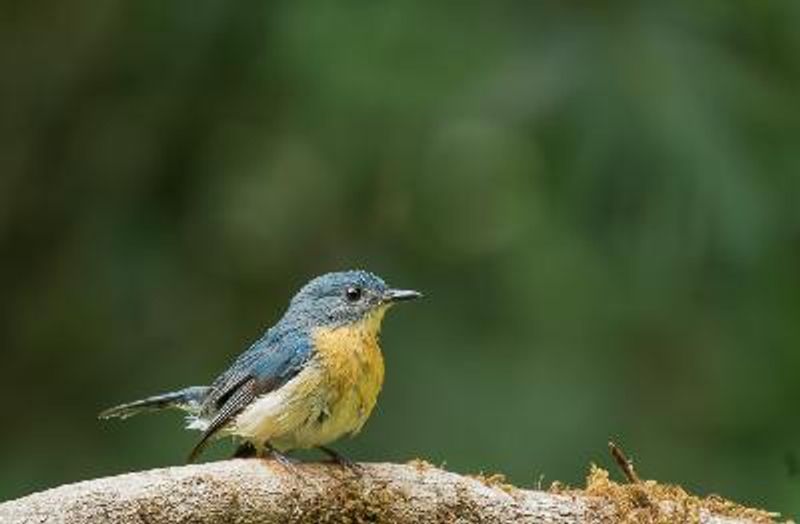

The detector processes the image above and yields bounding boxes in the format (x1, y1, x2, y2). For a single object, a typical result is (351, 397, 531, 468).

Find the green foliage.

(1, 1, 799, 516)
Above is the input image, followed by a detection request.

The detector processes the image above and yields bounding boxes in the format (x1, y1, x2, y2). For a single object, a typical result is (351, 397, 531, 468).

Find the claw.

(263, 442, 301, 475)
(318, 446, 363, 474)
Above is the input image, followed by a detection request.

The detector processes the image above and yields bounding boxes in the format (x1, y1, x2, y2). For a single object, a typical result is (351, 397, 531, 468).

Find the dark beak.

(384, 289, 423, 302)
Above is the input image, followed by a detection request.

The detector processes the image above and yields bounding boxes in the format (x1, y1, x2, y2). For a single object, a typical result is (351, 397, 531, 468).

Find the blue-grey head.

(284, 270, 421, 329)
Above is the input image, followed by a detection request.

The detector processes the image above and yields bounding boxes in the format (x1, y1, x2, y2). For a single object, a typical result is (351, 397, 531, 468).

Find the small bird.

(99, 270, 421, 464)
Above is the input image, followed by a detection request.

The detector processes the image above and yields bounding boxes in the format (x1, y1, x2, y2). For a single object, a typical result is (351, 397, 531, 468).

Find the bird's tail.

(98, 386, 211, 420)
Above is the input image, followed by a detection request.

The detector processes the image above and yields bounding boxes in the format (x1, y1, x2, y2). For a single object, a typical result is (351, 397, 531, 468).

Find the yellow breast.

(311, 307, 387, 435)
(232, 308, 389, 451)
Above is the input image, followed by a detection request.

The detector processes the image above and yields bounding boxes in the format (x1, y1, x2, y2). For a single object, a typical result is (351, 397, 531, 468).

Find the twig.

(609, 440, 641, 484)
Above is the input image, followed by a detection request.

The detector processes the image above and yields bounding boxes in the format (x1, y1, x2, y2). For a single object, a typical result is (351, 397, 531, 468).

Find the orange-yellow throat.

(312, 306, 388, 429)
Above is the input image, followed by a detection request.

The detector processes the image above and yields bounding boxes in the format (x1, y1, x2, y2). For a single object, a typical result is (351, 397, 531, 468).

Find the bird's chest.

(310, 322, 385, 435)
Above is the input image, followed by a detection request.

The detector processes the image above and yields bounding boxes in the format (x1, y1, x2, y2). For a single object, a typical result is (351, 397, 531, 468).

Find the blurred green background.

(2, 0, 800, 517)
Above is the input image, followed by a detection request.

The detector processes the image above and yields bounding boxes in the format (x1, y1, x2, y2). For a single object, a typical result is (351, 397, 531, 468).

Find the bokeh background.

(2, 0, 800, 516)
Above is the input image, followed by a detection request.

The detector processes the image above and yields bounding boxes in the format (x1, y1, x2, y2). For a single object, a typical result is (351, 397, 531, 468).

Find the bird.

(99, 269, 421, 465)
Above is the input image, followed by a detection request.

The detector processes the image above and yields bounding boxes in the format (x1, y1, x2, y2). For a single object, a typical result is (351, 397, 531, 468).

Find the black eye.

(345, 286, 362, 302)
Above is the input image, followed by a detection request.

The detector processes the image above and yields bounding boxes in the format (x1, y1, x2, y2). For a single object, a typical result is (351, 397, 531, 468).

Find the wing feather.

(187, 378, 256, 463)
(186, 326, 314, 462)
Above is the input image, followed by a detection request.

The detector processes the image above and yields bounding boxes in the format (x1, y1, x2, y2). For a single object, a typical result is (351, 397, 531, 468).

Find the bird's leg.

(232, 441, 257, 458)
(317, 446, 362, 473)
(263, 442, 300, 473)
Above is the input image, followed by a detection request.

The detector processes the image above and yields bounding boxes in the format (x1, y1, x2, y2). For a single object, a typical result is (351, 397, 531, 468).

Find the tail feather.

(98, 386, 211, 420)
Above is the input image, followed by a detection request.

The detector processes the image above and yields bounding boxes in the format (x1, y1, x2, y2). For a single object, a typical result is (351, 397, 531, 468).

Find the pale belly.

(230, 324, 385, 451)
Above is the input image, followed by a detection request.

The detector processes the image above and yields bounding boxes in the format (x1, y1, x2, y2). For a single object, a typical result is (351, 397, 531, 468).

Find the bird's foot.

(317, 446, 363, 474)
(232, 442, 257, 458)
(263, 443, 301, 474)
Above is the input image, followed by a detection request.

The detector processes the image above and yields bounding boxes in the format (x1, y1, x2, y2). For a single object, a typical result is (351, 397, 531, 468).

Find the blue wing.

(187, 325, 314, 462)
